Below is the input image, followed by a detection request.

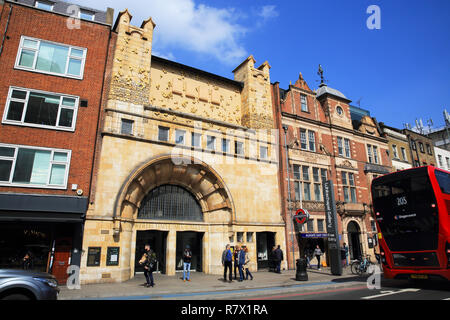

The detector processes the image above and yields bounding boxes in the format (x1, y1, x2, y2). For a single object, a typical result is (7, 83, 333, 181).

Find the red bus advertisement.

(371, 166, 450, 281)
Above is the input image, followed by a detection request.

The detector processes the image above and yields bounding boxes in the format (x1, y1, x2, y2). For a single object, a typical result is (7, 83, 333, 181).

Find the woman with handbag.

(314, 245, 323, 270)
(244, 247, 253, 280)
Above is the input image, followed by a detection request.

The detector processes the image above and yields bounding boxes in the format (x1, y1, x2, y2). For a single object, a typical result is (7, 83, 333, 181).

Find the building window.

(336, 106, 344, 116)
(192, 132, 201, 147)
(317, 219, 324, 232)
(392, 145, 398, 159)
(235, 141, 244, 155)
(158, 126, 169, 142)
(222, 138, 230, 153)
(321, 168, 327, 182)
(367, 144, 379, 164)
(2, 87, 78, 131)
(300, 129, 307, 150)
(371, 220, 377, 232)
(300, 94, 308, 112)
(120, 119, 133, 135)
(438, 155, 443, 168)
(342, 171, 356, 203)
(300, 129, 315, 152)
(411, 141, 416, 150)
(35, 1, 53, 11)
(0, 143, 71, 189)
(401, 147, 407, 161)
(313, 168, 321, 201)
(237, 232, 244, 243)
(260, 146, 268, 159)
(344, 138, 351, 158)
(426, 144, 432, 155)
(246, 232, 254, 243)
(16, 36, 86, 79)
(175, 129, 185, 145)
(306, 219, 314, 232)
(419, 142, 424, 153)
(206, 135, 216, 150)
(446, 157, 450, 170)
(308, 131, 316, 152)
(80, 9, 95, 21)
(337, 137, 351, 158)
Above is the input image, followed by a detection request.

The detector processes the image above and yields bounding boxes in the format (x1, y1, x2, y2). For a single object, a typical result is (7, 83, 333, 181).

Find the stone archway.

(114, 155, 234, 228)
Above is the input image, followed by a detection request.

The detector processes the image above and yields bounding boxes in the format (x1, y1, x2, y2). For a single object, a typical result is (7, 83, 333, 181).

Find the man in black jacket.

(274, 245, 283, 274)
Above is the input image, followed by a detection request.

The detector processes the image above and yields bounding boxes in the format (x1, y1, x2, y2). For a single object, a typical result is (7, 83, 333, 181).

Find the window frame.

(2, 86, 79, 132)
(308, 131, 316, 152)
(191, 132, 201, 148)
(0, 143, 71, 189)
(15, 36, 87, 80)
(222, 138, 230, 153)
(206, 135, 216, 151)
(300, 94, 308, 112)
(79, 9, 95, 21)
(158, 126, 170, 142)
(175, 129, 186, 145)
(35, 0, 54, 11)
(235, 140, 244, 156)
(120, 118, 134, 135)
(260, 145, 268, 159)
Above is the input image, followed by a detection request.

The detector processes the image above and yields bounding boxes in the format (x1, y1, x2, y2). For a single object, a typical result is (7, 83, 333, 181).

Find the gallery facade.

(80, 10, 286, 284)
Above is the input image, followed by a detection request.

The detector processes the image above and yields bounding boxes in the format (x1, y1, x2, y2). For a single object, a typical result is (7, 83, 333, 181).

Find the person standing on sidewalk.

(139, 244, 157, 287)
(183, 245, 192, 282)
(314, 245, 323, 270)
(244, 247, 253, 280)
(222, 244, 233, 283)
(274, 245, 283, 274)
(233, 245, 240, 280)
(237, 245, 246, 282)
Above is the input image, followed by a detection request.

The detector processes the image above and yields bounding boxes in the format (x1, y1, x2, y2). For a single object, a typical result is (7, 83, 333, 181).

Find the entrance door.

(176, 232, 203, 272)
(135, 230, 168, 274)
(347, 221, 362, 260)
(51, 238, 72, 285)
(256, 232, 275, 269)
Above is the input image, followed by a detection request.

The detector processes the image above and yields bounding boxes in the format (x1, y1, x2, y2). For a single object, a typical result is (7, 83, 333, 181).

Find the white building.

(434, 146, 450, 171)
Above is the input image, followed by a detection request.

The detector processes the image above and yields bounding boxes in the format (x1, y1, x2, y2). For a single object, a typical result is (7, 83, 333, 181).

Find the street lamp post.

(282, 125, 295, 270)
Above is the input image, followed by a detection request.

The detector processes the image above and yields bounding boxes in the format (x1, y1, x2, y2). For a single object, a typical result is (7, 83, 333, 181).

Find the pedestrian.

(274, 245, 283, 274)
(221, 244, 233, 282)
(238, 245, 246, 282)
(22, 250, 33, 270)
(343, 242, 349, 266)
(139, 244, 157, 287)
(305, 247, 312, 268)
(314, 245, 323, 270)
(183, 245, 192, 282)
(233, 245, 240, 280)
(244, 247, 253, 280)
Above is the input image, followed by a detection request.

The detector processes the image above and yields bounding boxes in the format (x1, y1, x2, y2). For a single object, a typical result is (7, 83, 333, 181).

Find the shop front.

(0, 193, 87, 284)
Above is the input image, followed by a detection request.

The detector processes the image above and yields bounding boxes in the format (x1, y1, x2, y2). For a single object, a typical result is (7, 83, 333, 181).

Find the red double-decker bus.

(371, 166, 450, 281)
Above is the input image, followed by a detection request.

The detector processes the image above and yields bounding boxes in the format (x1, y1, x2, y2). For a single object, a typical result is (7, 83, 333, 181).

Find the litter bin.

(295, 258, 308, 281)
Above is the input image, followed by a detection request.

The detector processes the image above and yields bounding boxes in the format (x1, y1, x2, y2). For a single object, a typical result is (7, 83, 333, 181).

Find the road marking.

(247, 286, 368, 300)
(361, 288, 421, 300)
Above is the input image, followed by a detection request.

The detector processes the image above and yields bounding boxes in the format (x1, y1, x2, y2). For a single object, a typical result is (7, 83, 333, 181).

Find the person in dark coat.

(274, 245, 283, 274)
(139, 244, 157, 287)
(183, 245, 192, 282)
(233, 245, 240, 280)
(238, 245, 246, 281)
(221, 244, 233, 282)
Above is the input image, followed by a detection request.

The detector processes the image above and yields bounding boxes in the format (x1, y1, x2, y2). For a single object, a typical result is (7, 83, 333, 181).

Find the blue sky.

(72, 0, 450, 129)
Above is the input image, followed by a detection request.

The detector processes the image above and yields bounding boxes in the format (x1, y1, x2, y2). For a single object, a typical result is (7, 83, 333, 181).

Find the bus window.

(435, 170, 450, 194)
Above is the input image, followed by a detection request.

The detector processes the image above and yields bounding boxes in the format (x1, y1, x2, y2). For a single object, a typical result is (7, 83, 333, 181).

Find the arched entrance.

(347, 221, 362, 260)
(114, 155, 234, 277)
(135, 184, 204, 274)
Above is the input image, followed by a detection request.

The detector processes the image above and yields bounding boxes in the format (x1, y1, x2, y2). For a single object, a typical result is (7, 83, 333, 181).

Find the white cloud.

(258, 5, 279, 20)
(71, 0, 248, 65)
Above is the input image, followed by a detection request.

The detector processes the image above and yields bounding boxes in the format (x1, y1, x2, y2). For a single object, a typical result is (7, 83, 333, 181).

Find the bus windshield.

(372, 168, 439, 252)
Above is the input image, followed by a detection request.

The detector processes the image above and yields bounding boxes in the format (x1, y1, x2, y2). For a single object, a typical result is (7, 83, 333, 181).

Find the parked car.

(0, 269, 59, 300)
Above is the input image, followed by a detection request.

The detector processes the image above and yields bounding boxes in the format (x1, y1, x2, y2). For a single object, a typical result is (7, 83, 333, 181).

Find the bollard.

(295, 258, 308, 281)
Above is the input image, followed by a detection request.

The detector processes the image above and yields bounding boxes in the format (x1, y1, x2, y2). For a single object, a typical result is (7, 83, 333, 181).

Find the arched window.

(138, 185, 203, 221)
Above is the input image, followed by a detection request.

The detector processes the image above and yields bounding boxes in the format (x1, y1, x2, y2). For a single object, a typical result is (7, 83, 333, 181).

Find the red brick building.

(0, 0, 113, 283)
(272, 71, 392, 269)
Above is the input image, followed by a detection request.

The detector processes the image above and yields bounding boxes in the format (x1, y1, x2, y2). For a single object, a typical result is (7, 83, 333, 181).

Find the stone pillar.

(166, 230, 176, 276)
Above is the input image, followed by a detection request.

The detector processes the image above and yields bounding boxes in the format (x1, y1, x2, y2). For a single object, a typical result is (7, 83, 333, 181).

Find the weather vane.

(317, 64, 328, 85)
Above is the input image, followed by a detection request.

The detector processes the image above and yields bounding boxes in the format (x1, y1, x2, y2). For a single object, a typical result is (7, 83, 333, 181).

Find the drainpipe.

(0, 4, 12, 58)
(282, 125, 295, 269)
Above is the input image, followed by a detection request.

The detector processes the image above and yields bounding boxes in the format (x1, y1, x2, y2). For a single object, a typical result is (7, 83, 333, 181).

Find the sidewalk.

(59, 266, 368, 300)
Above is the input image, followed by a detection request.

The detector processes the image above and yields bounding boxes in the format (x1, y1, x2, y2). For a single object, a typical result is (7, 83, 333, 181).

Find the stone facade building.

(272, 73, 392, 269)
(0, 0, 113, 284)
(80, 10, 286, 284)
(379, 123, 413, 171)
(402, 129, 436, 167)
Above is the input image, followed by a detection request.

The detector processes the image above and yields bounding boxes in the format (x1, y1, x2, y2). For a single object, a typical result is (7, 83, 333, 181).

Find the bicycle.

(351, 254, 375, 275)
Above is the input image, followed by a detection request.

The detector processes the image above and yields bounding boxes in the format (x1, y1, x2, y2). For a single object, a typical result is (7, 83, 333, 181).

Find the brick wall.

(0, 3, 111, 197)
